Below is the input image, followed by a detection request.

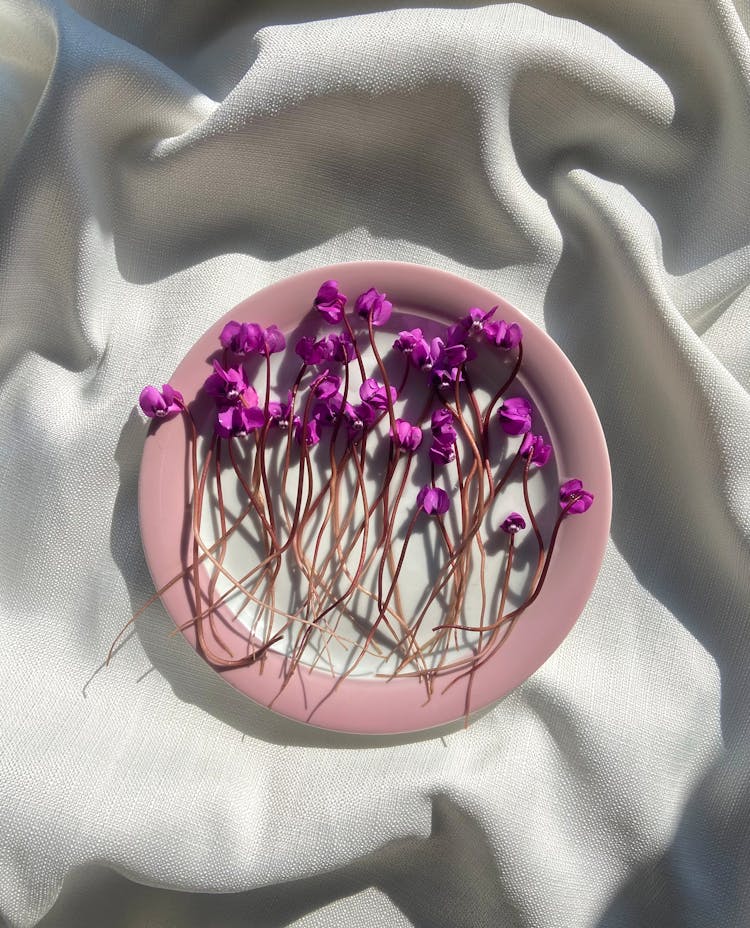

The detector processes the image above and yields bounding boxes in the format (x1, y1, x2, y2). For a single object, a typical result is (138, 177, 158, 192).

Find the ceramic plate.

(138, 262, 611, 734)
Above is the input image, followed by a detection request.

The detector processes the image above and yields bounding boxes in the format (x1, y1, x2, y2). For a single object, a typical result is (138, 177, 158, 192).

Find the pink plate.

(138, 262, 611, 734)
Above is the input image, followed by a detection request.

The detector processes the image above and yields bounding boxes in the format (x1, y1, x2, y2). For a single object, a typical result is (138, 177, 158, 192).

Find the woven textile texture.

(1, 1, 749, 926)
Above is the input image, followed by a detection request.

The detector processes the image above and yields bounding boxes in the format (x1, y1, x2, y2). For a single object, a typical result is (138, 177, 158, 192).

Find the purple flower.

(431, 408, 457, 444)
(428, 336, 472, 388)
(314, 392, 346, 425)
(390, 418, 423, 452)
(520, 432, 552, 467)
(417, 485, 451, 515)
(219, 321, 265, 355)
(393, 328, 425, 356)
(268, 391, 294, 428)
(484, 319, 522, 350)
(352, 401, 380, 430)
(500, 512, 526, 534)
(559, 479, 595, 514)
(459, 306, 497, 339)
(216, 404, 265, 438)
(295, 335, 334, 366)
(344, 403, 367, 437)
(314, 280, 347, 324)
(355, 287, 392, 326)
(204, 361, 252, 407)
(359, 378, 397, 409)
(293, 415, 322, 447)
(497, 396, 533, 435)
(312, 372, 341, 399)
(139, 383, 183, 419)
(429, 441, 456, 466)
(263, 325, 286, 354)
(330, 331, 356, 364)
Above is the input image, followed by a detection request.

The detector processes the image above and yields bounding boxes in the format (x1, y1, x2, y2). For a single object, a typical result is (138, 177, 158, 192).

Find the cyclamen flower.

(312, 372, 341, 399)
(204, 361, 251, 406)
(314, 392, 346, 426)
(559, 479, 595, 514)
(520, 432, 552, 467)
(497, 396, 533, 435)
(216, 404, 265, 438)
(268, 391, 294, 428)
(351, 401, 380, 430)
(393, 328, 425, 356)
(139, 383, 183, 419)
(293, 414, 323, 447)
(390, 419, 423, 452)
(359, 378, 397, 409)
(429, 408, 458, 466)
(296, 335, 334, 366)
(330, 331, 356, 364)
(484, 319, 522, 350)
(263, 325, 286, 354)
(417, 485, 451, 515)
(314, 280, 347, 324)
(459, 306, 497, 339)
(355, 287, 392, 326)
(220, 321, 264, 355)
(500, 512, 526, 534)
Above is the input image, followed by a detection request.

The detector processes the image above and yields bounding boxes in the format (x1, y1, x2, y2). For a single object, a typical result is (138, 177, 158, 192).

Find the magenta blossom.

(393, 328, 425, 356)
(268, 391, 294, 428)
(314, 392, 347, 426)
(429, 441, 456, 466)
(484, 319, 522, 350)
(296, 335, 334, 366)
(139, 383, 183, 419)
(312, 372, 341, 399)
(431, 408, 457, 443)
(390, 419, 423, 452)
(219, 321, 264, 355)
(263, 325, 286, 354)
(459, 306, 497, 339)
(314, 280, 347, 324)
(204, 361, 251, 407)
(352, 401, 380, 431)
(559, 479, 595, 514)
(355, 287, 392, 326)
(417, 485, 451, 515)
(216, 404, 265, 438)
(330, 331, 356, 364)
(293, 414, 323, 447)
(500, 512, 526, 534)
(497, 396, 533, 435)
(359, 378, 397, 409)
(520, 432, 552, 467)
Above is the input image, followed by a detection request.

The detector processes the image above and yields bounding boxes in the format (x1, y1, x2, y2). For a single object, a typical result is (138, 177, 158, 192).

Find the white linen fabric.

(1, 1, 749, 925)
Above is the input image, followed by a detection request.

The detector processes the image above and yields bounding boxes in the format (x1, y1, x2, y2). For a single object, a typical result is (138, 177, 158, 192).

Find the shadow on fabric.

(32, 796, 522, 928)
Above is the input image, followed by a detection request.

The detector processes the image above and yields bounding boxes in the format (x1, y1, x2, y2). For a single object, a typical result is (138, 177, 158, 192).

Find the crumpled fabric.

(1, 1, 749, 926)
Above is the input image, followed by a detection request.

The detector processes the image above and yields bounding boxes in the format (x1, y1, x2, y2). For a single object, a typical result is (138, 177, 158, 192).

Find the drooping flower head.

(312, 372, 341, 400)
(390, 418, 423, 452)
(393, 328, 425, 357)
(417, 485, 451, 515)
(139, 383, 183, 419)
(497, 396, 533, 435)
(295, 335, 334, 366)
(263, 325, 286, 355)
(520, 432, 552, 467)
(204, 361, 251, 407)
(459, 306, 497, 339)
(268, 391, 294, 428)
(314, 280, 347, 324)
(355, 287, 392, 326)
(500, 512, 526, 534)
(559, 479, 595, 514)
(219, 321, 264, 355)
(216, 404, 265, 438)
(293, 414, 323, 447)
(359, 378, 397, 409)
(484, 319, 522, 350)
(330, 331, 356, 364)
(429, 408, 458, 466)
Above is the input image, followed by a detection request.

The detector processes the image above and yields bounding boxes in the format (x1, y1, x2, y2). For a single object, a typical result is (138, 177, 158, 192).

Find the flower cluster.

(136, 278, 595, 711)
